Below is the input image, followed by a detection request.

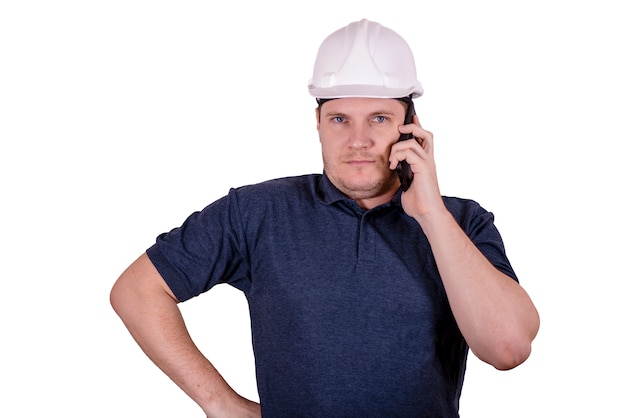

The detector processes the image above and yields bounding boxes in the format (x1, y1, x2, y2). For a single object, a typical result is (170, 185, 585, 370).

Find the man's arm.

(414, 211, 539, 370)
(391, 116, 540, 370)
(110, 253, 261, 417)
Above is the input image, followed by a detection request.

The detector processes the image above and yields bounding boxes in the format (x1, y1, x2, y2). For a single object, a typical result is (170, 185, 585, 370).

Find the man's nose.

(348, 122, 373, 149)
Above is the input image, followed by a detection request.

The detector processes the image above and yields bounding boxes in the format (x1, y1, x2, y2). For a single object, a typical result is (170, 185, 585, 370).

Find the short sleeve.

(146, 189, 251, 302)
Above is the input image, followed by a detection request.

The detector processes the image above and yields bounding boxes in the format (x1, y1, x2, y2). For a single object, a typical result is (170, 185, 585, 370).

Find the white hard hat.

(308, 19, 423, 99)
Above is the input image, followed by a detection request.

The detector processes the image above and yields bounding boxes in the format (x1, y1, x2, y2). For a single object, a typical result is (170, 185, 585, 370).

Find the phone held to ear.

(396, 100, 416, 192)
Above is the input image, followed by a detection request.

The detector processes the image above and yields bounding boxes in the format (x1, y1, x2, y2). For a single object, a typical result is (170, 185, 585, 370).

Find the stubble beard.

(324, 156, 399, 201)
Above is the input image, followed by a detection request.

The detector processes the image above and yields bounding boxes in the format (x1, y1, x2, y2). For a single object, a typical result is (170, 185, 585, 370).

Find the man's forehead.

(321, 97, 405, 114)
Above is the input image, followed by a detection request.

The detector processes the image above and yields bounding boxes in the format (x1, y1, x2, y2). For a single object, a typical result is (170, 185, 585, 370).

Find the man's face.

(317, 97, 404, 206)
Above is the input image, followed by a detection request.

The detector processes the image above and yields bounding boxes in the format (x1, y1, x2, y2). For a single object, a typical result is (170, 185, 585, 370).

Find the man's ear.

(315, 107, 321, 131)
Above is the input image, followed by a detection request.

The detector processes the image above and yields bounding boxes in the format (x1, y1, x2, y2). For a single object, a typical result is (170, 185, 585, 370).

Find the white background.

(1, 1, 624, 416)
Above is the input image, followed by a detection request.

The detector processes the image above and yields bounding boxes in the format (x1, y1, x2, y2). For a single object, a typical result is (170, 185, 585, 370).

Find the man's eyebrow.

(322, 111, 348, 118)
(370, 110, 396, 116)
(366, 110, 397, 119)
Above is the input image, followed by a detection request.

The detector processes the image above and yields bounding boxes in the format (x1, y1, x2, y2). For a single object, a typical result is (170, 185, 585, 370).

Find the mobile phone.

(396, 99, 416, 192)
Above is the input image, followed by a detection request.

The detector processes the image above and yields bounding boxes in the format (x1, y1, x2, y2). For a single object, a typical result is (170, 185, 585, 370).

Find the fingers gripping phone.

(396, 99, 416, 191)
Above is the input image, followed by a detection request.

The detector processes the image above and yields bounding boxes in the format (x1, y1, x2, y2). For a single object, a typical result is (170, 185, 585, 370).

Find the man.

(111, 19, 539, 417)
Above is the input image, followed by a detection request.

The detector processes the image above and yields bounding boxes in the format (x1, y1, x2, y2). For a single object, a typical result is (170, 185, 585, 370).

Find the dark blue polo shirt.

(147, 173, 517, 417)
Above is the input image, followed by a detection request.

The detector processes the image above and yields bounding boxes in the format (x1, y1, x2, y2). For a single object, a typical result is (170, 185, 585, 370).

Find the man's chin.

(336, 174, 398, 198)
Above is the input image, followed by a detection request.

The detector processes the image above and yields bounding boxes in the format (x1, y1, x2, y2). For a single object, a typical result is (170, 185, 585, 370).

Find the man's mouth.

(345, 160, 375, 169)
(344, 155, 376, 166)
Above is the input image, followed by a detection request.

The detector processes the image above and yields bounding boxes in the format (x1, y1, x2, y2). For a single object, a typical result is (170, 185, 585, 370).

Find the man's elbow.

(489, 309, 540, 370)
(490, 340, 533, 370)
(474, 331, 535, 370)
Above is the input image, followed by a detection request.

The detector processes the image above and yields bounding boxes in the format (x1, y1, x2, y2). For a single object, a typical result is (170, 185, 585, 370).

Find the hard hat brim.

(308, 83, 423, 100)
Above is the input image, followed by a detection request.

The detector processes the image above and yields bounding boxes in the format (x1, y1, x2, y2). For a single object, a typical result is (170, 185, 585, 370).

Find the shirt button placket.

(358, 213, 376, 265)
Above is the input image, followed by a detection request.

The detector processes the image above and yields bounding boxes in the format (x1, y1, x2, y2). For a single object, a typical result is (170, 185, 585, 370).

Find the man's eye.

(373, 116, 388, 123)
(332, 116, 346, 123)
